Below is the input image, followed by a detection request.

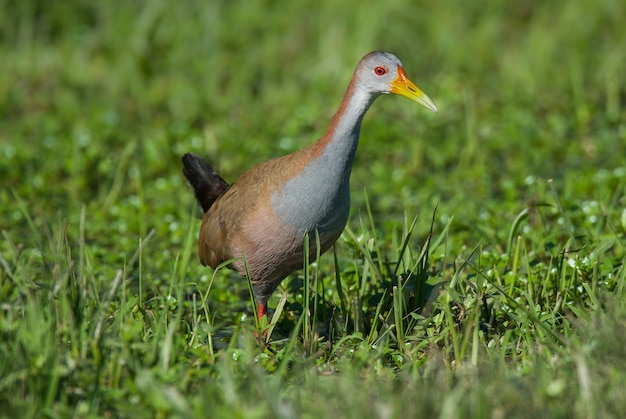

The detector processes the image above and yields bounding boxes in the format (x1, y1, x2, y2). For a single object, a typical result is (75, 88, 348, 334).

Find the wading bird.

(183, 51, 437, 322)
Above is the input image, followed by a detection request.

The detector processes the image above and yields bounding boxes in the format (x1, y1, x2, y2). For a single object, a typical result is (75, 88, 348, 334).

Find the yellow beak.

(390, 66, 438, 113)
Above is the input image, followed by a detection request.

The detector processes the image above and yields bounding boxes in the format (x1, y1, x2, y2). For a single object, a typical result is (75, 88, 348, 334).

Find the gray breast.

(271, 153, 352, 237)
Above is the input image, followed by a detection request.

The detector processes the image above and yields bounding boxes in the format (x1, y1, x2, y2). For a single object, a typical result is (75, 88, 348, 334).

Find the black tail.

(182, 153, 230, 213)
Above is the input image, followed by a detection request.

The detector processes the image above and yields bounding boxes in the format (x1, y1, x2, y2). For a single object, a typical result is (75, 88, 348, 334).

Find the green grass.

(1, 0, 626, 417)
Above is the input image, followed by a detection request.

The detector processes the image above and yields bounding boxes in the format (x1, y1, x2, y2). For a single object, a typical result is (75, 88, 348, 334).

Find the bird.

(182, 51, 437, 322)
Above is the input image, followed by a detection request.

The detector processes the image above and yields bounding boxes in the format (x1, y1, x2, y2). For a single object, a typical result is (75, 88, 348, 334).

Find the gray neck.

(272, 85, 379, 234)
(323, 87, 377, 175)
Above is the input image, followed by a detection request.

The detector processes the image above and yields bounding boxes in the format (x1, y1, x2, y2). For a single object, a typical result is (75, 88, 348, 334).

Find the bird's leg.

(254, 302, 270, 346)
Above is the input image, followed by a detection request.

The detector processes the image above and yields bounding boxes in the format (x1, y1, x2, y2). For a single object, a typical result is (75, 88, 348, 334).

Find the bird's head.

(357, 51, 438, 113)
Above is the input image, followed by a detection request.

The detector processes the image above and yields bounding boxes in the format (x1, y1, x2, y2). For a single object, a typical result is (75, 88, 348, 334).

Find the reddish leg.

(257, 302, 267, 320)
(255, 302, 269, 342)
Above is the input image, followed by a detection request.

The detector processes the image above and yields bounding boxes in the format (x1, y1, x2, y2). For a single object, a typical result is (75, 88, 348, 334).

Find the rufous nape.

(182, 51, 437, 322)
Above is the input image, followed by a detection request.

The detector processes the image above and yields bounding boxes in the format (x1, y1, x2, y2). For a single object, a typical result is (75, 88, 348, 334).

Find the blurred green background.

(1, 0, 625, 416)
(3, 0, 624, 231)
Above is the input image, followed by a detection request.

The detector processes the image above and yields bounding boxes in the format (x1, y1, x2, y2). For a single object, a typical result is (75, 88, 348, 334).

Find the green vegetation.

(1, 0, 625, 417)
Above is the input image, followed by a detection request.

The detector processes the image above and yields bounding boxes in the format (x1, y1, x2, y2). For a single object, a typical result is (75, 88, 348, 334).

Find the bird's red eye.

(374, 66, 387, 76)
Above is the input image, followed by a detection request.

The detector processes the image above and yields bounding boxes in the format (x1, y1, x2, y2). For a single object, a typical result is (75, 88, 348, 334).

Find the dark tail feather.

(182, 153, 229, 213)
